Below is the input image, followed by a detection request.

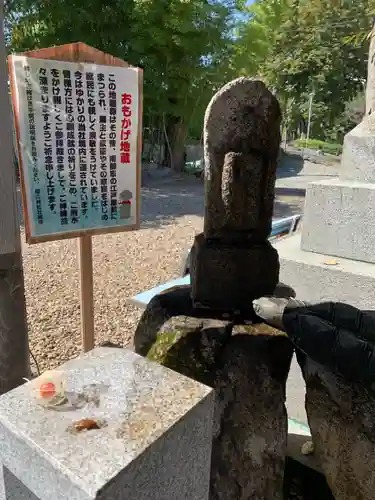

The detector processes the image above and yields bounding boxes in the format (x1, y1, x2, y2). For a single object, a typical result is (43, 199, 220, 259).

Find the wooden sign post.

(9, 43, 143, 352)
(79, 233, 94, 351)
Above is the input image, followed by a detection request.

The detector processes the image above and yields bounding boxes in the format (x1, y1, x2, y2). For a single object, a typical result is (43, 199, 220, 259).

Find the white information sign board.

(9, 55, 142, 243)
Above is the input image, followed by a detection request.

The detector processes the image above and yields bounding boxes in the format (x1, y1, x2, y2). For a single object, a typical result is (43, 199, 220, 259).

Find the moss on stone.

(146, 331, 182, 363)
(146, 325, 221, 386)
(145, 320, 287, 386)
(238, 323, 287, 337)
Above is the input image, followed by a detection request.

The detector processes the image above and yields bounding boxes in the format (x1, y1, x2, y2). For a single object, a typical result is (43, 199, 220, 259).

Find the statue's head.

(204, 78, 282, 159)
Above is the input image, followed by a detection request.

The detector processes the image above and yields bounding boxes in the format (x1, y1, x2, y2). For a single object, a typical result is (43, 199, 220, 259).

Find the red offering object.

(39, 381, 56, 398)
(74, 418, 100, 432)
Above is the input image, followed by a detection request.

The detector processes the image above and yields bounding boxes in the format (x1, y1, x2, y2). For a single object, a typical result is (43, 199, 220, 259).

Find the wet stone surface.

(0, 347, 214, 500)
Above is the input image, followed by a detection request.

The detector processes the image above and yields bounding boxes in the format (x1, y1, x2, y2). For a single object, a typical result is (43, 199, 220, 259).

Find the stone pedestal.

(190, 233, 279, 314)
(301, 115, 375, 265)
(0, 348, 214, 500)
(276, 112, 375, 311)
(301, 179, 375, 263)
(133, 287, 293, 500)
(274, 234, 375, 309)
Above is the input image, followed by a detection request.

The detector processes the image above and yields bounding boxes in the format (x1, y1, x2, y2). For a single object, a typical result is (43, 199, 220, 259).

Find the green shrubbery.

(294, 139, 342, 156)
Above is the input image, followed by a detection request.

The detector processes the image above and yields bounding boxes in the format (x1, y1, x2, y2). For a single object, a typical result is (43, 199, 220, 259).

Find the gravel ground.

(21, 168, 304, 373)
(23, 171, 204, 372)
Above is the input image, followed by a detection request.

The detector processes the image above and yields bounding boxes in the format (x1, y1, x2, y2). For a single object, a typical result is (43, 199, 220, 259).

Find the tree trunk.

(170, 119, 187, 172)
(163, 117, 187, 172)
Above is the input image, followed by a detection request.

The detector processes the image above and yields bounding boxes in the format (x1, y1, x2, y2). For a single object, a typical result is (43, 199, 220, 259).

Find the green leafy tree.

(7, 0, 245, 171)
(331, 91, 365, 142)
(234, 0, 291, 77)
(237, 0, 374, 141)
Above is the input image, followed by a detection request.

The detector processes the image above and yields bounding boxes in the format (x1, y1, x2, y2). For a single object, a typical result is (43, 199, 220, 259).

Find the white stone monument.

(274, 24, 375, 309)
(0, 348, 214, 500)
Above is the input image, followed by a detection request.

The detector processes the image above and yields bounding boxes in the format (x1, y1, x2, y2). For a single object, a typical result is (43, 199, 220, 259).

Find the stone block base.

(301, 179, 375, 263)
(274, 234, 375, 309)
(340, 116, 375, 182)
(134, 299, 293, 500)
(0, 348, 214, 500)
(190, 233, 279, 314)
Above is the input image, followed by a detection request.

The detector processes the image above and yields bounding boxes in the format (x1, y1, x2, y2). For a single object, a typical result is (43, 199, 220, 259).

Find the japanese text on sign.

(9, 56, 141, 242)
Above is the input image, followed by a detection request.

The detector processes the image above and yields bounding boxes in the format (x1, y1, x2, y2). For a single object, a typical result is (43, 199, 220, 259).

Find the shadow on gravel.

(277, 151, 304, 179)
(140, 174, 304, 229)
(16, 165, 304, 232)
(141, 179, 204, 229)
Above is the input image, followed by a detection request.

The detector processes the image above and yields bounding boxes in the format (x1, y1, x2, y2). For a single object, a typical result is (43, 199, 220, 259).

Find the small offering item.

(39, 381, 56, 399)
(30, 371, 67, 408)
(67, 418, 107, 434)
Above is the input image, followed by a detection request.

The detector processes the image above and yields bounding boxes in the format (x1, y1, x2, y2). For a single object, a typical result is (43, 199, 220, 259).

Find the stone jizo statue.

(134, 77, 294, 500)
(190, 77, 283, 315)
